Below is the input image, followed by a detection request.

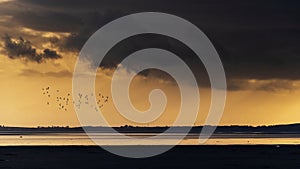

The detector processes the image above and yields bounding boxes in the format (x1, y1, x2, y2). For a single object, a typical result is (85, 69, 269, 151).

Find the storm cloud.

(0, 0, 300, 90)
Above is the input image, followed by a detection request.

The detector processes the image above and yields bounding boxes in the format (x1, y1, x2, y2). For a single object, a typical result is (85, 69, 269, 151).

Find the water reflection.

(0, 133, 299, 146)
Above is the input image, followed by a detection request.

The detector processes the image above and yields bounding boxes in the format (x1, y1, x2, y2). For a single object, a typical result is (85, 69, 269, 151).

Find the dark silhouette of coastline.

(0, 123, 300, 134)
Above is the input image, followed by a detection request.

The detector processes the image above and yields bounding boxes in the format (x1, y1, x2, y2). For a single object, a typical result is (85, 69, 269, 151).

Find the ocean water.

(0, 132, 299, 146)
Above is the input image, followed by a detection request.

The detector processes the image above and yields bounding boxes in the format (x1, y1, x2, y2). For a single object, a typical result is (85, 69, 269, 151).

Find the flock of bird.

(75, 91, 109, 111)
(42, 86, 109, 112)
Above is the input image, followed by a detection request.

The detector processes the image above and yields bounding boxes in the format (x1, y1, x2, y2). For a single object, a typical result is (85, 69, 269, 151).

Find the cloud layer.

(0, 0, 299, 91)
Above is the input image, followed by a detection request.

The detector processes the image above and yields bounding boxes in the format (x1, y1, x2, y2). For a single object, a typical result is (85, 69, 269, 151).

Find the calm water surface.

(0, 132, 299, 146)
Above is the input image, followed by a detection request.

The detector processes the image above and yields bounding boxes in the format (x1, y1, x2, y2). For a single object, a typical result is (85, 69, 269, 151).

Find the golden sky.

(1, 46, 300, 127)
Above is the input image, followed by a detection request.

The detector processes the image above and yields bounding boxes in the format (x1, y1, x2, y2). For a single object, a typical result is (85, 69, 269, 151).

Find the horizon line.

(1, 123, 300, 129)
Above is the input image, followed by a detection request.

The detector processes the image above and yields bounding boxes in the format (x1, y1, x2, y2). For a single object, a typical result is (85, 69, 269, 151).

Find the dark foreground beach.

(0, 145, 299, 169)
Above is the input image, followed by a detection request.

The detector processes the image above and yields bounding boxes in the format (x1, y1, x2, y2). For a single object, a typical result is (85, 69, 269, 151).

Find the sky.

(0, 0, 300, 127)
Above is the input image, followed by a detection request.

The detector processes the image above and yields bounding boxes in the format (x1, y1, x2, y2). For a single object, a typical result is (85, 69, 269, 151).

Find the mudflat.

(0, 145, 299, 169)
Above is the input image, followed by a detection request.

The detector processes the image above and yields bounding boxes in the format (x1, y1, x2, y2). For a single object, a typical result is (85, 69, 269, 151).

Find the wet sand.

(0, 145, 299, 169)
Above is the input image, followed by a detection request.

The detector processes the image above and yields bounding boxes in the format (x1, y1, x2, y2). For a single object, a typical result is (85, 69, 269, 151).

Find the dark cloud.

(27, 0, 300, 81)
(1, 0, 300, 90)
(2, 34, 61, 63)
(42, 49, 61, 59)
